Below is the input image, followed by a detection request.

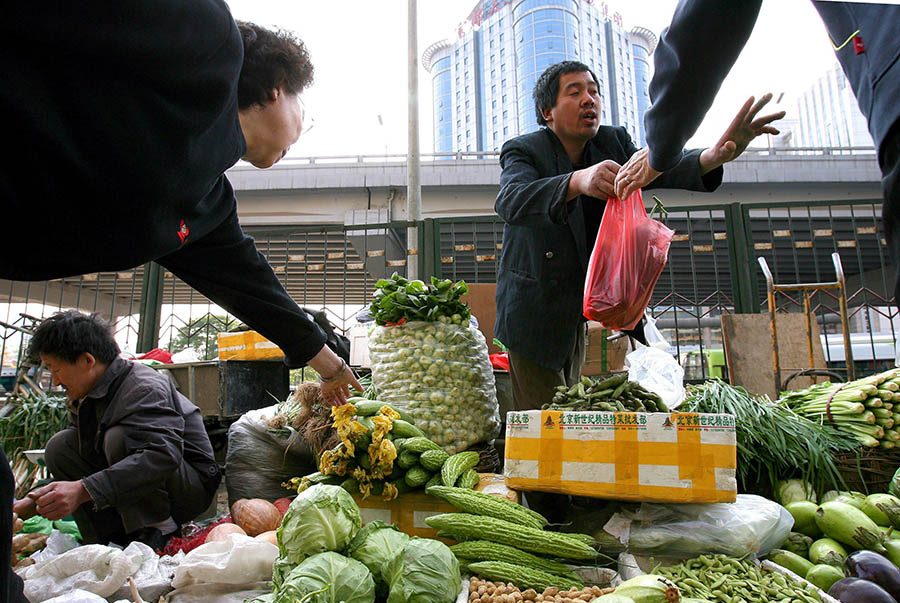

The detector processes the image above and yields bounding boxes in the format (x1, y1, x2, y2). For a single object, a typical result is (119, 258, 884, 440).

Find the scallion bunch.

(781, 368, 900, 448)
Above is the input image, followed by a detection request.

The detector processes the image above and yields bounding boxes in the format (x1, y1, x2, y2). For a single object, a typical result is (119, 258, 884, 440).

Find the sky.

(223, 0, 846, 159)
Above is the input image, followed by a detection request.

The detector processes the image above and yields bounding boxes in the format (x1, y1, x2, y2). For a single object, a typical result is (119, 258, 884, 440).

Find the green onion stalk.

(0, 390, 69, 498)
(781, 368, 900, 448)
(681, 380, 855, 496)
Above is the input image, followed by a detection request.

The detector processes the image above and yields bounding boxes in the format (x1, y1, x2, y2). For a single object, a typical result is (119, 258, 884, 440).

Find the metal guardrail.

(1, 196, 894, 383)
(257, 146, 877, 166)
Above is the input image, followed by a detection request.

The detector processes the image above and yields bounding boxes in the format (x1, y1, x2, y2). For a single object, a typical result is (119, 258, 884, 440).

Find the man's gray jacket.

(72, 357, 221, 513)
(494, 126, 721, 371)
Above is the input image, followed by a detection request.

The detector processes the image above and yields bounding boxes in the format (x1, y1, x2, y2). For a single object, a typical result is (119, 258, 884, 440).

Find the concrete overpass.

(229, 148, 883, 226)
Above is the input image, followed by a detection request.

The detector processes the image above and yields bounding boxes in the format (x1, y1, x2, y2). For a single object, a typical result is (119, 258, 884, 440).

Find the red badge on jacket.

(177, 219, 190, 245)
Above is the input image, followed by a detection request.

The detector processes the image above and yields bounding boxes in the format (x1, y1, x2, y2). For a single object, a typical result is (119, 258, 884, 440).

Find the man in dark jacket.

(615, 1, 900, 311)
(495, 61, 782, 411)
(12, 311, 219, 551)
(0, 2, 359, 405)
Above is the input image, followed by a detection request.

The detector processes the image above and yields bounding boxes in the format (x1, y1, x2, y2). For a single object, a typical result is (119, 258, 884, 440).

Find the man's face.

(543, 71, 601, 148)
(242, 87, 304, 168)
(41, 353, 103, 402)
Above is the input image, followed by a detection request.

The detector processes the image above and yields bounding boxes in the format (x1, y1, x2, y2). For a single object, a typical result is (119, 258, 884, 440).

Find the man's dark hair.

(533, 60, 600, 126)
(237, 22, 314, 110)
(27, 311, 120, 364)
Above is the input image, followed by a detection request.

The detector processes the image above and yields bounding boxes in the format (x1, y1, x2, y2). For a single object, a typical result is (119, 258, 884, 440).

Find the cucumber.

(391, 419, 425, 439)
(352, 400, 414, 423)
(768, 549, 815, 577)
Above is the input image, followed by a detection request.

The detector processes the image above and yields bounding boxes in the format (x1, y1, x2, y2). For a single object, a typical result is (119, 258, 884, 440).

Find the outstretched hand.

(699, 93, 785, 170)
(614, 93, 785, 200)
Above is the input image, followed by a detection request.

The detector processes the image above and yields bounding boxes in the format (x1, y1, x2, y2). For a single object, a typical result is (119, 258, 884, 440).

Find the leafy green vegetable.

(276, 551, 375, 603)
(370, 273, 470, 326)
(385, 537, 460, 603)
(346, 521, 410, 597)
(277, 484, 362, 564)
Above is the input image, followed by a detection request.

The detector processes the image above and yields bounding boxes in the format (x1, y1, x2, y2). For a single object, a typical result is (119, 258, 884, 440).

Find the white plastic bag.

(39, 590, 108, 603)
(606, 494, 793, 560)
(626, 345, 685, 409)
(171, 533, 278, 589)
(22, 544, 141, 602)
(368, 320, 501, 453)
(164, 582, 272, 603)
(642, 312, 671, 352)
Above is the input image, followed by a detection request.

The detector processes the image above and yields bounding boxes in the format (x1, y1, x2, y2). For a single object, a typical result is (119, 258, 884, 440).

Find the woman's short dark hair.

(533, 60, 600, 126)
(28, 311, 120, 364)
(237, 21, 314, 110)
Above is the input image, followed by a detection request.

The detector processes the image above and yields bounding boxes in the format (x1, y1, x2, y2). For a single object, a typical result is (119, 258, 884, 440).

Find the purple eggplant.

(846, 550, 900, 600)
(828, 577, 897, 603)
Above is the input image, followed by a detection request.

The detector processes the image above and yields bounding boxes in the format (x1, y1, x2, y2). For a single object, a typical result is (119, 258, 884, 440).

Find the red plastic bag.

(583, 190, 675, 330)
(489, 352, 510, 371)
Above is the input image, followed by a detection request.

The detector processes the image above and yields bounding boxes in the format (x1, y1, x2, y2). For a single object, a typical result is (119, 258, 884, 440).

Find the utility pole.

(407, 0, 421, 279)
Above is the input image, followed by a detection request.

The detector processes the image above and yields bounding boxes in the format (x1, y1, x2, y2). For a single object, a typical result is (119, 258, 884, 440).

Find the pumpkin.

(273, 497, 293, 517)
(255, 530, 278, 546)
(204, 523, 246, 543)
(230, 498, 281, 536)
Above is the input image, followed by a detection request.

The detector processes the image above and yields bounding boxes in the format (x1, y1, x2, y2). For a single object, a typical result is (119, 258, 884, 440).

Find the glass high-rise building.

(423, 0, 656, 153)
(791, 61, 873, 149)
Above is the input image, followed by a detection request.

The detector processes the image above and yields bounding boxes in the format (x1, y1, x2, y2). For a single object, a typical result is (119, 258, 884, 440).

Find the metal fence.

(2, 198, 895, 387)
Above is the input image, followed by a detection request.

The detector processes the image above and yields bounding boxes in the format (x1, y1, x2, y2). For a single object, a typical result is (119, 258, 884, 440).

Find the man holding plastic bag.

(495, 60, 781, 411)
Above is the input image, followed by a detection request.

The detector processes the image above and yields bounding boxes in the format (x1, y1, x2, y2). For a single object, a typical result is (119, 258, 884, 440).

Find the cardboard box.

(504, 410, 737, 504)
(353, 474, 518, 542)
(583, 321, 629, 376)
(217, 330, 284, 361)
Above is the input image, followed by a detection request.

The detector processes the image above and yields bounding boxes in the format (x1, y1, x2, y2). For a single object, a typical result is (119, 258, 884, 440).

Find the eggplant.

(846, 550, 900, 600)
(828, 577, 897, 603)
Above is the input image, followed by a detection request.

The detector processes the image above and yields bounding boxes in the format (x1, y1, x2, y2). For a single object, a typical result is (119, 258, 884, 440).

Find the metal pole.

(407, 0, 421, 279)
(758, 257, 781, 397)
(137, 262, 164, 353)
(833, 253, 856, 382)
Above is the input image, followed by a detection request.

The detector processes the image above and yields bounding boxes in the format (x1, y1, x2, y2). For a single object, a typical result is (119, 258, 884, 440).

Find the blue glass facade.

(513, 1, 579, 134)
(631, 42, 651, 146)
(425, 0, 649, 152)
(432, 56, 453, 152)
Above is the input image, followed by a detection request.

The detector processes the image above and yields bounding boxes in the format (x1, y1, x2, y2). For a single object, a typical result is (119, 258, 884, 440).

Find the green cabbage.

(276, 551, 375, 603)
(346, 521, 410, 596)
(277, 484, 362, 564)
(272, 555, 294, 591)
(385, 537, 460, 603)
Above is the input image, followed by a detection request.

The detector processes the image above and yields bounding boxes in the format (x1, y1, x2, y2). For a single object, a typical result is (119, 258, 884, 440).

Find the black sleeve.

(495, 139, 574, 226)
(2, 450, 28, 603)
(614, 127, 723, 192)
(157, 209, 327, 368)
(644, 0, 763, 171)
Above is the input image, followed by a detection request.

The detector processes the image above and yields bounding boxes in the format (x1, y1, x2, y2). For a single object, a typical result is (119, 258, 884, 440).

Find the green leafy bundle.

(0, 391, 69, 498)
(370, 273, 470, 326)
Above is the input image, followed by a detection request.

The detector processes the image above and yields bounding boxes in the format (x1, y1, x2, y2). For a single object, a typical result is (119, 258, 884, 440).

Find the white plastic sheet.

(171, 533, 278, 589)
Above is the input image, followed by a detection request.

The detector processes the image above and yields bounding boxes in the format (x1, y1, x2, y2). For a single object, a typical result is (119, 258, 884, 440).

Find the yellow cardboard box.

(217, 330, 284, 361)
(353, 474, 518, 542)
(504, 410, 737, 504)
